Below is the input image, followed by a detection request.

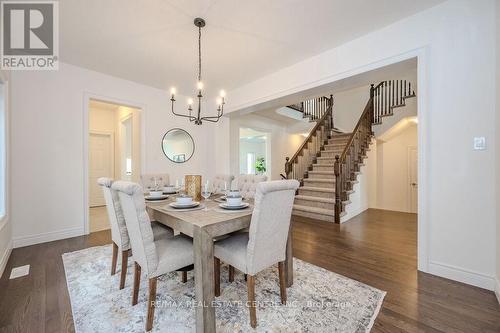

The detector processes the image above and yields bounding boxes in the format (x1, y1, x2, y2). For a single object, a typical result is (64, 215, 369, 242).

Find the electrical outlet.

(473, 137, 486, 150)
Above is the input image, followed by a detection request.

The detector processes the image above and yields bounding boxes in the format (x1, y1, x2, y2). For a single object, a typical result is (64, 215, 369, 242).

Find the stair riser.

(317, 158, 335, 164)
(292, 209, 335, 222)
(298, 189, 335, 198)
(303, 180, 334, 187)
(324, 146, 345, 151)
(328, 138, 350, 144)
(308, 173, 335, 180)
(319, 151, 341, 158)
(312, 165, 334, 172)
(294, 199, 334, 210)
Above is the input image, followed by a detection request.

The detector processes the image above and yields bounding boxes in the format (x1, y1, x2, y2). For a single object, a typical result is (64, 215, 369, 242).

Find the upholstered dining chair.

(112, 180, 194, 332)
(212, 174, 234, 194)
(140, 173, 170, 190)
(97, 177, 174, 290)
(213, 179, 300, 328)
(235, 174, 268, 199)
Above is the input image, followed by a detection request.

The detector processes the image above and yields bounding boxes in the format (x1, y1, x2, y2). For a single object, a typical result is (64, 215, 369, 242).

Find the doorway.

(239, 127, 270, 178)
(87, 99, 141, 233)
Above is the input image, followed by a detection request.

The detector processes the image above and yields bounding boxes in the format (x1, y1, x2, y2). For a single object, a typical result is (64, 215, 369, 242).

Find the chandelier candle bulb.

(197, 81, 204, 90)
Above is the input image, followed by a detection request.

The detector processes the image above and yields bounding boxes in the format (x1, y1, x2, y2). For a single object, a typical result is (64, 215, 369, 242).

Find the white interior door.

(89, 132, 114, 207)
(408, 146, 418, 213)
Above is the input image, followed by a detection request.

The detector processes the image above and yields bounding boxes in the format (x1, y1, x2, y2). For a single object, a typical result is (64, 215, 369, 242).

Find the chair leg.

(146, 277, 157, 331)
(278, 261, 287, 304)
(111, 242, 118, 275)
(214, 257, 221, 297)
(247, 275, 257, 328)
(181, 271, 187, 283)
(228, 265, 235, 282)
(119, 250, 129, 289)
(132, 262, 141, 306)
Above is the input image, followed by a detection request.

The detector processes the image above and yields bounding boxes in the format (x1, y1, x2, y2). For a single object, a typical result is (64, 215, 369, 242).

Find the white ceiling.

(60, 0, 443, 97)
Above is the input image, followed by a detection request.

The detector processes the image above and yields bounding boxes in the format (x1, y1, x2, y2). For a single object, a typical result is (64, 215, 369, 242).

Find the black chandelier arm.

(200, 117, 222, 123)
(170, 99, 197, 121)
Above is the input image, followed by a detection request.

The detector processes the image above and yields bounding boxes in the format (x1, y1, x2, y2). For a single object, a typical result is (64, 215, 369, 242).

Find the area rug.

(62, 245, 385, 332)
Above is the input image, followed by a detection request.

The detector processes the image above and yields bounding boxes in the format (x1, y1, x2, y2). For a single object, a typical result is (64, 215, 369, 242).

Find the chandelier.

(170, 18, 225, 125)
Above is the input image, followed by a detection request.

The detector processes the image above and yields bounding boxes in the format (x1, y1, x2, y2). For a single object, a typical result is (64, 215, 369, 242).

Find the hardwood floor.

(0, 209, 499, 332)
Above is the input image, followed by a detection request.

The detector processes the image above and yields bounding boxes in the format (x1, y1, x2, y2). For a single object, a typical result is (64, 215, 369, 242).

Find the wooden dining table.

(146, 195, 294, 333)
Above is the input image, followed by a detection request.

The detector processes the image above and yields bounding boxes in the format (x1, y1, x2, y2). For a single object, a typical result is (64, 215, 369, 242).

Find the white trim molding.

(428, 260, 495, 291)
(13, 226, 84, 248)
(495, 279, 500, 304)
(0, 238, 12, 279)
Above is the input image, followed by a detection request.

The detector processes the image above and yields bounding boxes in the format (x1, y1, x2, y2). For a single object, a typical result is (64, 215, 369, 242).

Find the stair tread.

(293, 204, 334, 215)
(299, 186, 335, 192)
(312, 165, 334, 169)
(295, 195, 335, 203)
(309, 170, 334, 173)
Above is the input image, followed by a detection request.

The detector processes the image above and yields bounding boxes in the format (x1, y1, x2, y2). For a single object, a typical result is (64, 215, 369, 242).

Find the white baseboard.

(428, 260, 495, 291)
(0, 239, 13, 279)
(13, 226, 84, 248)
(495, 278, 500, 304)
(340, 205, 368, 223)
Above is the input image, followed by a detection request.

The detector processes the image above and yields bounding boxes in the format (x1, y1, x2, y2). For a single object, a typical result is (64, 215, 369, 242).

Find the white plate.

(169, 201, 200, 209)
(219, 202, 250, 210)
(145, 195, 169, 201)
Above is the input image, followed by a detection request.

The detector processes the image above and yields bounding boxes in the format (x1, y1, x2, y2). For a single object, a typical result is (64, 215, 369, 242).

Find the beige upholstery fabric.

(98, 177, 174, 253)
(236, 174, 268, 199)
(212, 174, 234, 194)
(141, 173, 170, 189)
(112, 180, 193, 278)
(98, 177, 131, 250)
(214, 180, 299, 275)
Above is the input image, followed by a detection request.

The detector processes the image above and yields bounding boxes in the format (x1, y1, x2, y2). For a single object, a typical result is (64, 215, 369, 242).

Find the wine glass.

(201, 186, 212, 211)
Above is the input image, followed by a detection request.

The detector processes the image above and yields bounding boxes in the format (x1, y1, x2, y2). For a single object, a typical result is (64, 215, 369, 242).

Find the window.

(246, 153, 255, 174)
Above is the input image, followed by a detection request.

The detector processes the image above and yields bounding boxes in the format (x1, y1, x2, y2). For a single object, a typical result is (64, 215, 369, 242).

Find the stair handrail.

(285, 95, 334, 181)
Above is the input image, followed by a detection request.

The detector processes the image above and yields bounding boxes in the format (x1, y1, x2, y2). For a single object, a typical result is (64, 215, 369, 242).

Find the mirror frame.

(161, 128, 195, 163)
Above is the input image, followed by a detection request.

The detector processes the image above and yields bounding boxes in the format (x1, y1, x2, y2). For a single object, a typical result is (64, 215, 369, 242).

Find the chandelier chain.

(198, 26, 202, 82)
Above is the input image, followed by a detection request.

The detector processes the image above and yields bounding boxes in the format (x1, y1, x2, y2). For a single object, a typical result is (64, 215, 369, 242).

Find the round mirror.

(161, 128, 195, 163)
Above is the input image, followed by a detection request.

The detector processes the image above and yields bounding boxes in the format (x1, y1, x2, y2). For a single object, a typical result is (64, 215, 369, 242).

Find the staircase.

(285, 80, 416, 223)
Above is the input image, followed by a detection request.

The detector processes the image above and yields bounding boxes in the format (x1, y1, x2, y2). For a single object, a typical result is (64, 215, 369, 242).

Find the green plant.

(255, 157, 266, 174)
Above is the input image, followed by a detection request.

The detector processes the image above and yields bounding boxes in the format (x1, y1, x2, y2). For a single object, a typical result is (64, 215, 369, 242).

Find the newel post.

(285, 157, 290, 178)
(334, 155, 341, 224)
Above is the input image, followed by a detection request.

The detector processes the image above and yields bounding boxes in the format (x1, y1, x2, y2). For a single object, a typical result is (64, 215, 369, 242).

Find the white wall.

(333, 67, 417, 133)
(10, 62, 216, 247)
(0, 70, 11, 278)
(220, 0, 497, 290)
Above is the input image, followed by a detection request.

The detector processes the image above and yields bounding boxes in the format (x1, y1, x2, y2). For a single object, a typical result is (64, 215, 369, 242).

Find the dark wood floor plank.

(0, 210, 499, 332)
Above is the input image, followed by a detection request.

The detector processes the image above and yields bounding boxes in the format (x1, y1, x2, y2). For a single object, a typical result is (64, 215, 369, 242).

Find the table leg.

(284, 224, 294, 287)
(193, 227, 216, 333)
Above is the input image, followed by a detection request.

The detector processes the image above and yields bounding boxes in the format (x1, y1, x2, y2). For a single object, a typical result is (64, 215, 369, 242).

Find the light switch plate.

(473, 137, 486, 150)
(9, 265, 30, 279)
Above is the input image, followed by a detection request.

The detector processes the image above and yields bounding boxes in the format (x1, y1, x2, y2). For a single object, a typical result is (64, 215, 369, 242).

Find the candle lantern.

(185, 175, 202, 201)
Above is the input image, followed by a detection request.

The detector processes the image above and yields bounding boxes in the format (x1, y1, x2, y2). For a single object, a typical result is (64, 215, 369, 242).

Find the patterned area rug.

(62, 245, 385, 332)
